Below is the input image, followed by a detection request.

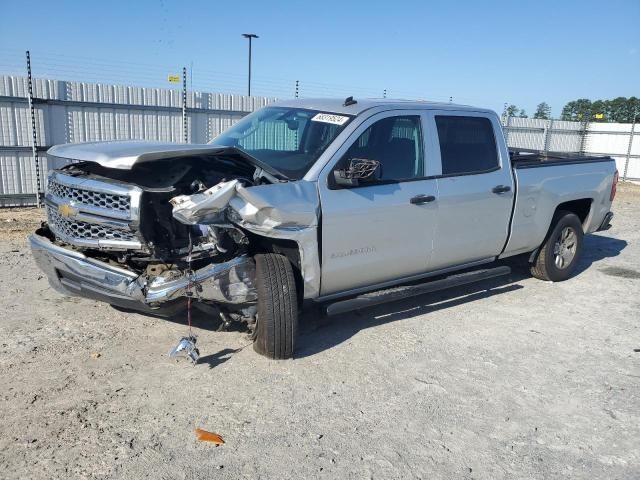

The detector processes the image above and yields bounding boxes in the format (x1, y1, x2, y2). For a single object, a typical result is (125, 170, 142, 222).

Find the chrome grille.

(44, 171, 144, 250)
(47, 208, 138, 242)
(48, 178, 131, 213)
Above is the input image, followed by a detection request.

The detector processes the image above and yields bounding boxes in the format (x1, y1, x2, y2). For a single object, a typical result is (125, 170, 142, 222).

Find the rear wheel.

(530, 211, 584, 282)
(253, 253, 298, 359)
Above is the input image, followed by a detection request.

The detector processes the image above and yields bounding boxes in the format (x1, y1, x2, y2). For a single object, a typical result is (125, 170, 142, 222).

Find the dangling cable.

(186, 229, 193, 339)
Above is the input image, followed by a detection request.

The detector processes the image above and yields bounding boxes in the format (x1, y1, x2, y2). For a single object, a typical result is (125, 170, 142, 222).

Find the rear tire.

(253, 253, 298, 359)
(530, 211, 584, 282)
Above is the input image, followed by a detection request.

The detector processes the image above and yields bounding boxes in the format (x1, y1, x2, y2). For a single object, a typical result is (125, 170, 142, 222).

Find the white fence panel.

(0, 75, 277, 206)
(503, 116, 638, 181)
(2, 72, 639, 206)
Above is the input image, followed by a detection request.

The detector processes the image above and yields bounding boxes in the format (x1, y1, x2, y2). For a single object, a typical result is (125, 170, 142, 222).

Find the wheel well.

(555, 198, 592, 225)
(529, 198, 593, 263)
(246, 233, 304, 303)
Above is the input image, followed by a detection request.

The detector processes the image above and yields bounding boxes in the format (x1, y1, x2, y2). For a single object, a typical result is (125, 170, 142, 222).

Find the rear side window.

(435, 116, 499, 175)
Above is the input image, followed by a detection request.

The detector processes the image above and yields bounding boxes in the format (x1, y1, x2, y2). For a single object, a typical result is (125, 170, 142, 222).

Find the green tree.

(606, 97, 627, 122)
(561, 97, 640, 123)
(505, 104, 520, 117)
(534, 102, 551, 120)
(611, 96, 640, 123)
(591, 100, 607, 122)
(561, 99, 593, 121)
(630, 97, 640, 122)
(518, 109, 528, 118)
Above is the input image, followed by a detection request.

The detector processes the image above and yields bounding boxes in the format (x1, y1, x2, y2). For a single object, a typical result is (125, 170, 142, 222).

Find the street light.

(242, 33, 259, 96)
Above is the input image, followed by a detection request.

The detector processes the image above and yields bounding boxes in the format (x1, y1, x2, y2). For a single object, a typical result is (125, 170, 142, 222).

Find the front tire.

(253, 253, 298, 359)
(530, 211, 584, 282)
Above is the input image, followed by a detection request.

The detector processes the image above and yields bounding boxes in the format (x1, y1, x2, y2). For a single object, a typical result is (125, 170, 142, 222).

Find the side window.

(342, 115, 424, 181)
(435, 116, 499, 175)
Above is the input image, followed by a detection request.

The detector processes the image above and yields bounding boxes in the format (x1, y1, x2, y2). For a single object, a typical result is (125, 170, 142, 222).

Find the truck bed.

(502, 153, 617, 259)
(509, 148, 613, 169)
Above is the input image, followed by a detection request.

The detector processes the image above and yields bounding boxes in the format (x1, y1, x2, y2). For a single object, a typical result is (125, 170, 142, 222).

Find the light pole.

(242, 33, 258, 96)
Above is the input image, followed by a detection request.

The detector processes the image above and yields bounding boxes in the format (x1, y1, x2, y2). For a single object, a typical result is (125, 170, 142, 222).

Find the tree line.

(504, 97, 639, 123)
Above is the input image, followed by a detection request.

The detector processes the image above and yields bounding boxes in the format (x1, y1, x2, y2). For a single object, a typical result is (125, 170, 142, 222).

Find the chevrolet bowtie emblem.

(58, 203, 79, 218)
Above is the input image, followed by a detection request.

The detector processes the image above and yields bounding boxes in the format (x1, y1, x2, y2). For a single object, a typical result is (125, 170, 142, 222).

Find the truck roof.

(272, 98, 496, 116)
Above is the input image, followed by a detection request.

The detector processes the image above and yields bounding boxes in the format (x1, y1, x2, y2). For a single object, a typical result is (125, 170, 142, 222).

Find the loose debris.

(168, 336, 200, 364)
(195, 428, 224, 445)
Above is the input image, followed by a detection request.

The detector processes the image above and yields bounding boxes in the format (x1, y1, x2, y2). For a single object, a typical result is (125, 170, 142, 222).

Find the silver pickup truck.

(30, 98, 618, 359)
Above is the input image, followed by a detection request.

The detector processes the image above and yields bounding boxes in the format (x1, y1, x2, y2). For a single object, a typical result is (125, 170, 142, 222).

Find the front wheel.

(530, 211, 584, 282)
(253, 253, 299, 359)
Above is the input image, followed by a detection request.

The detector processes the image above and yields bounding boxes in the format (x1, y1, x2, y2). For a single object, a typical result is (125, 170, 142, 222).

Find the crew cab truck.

(29, 98, 618, 359)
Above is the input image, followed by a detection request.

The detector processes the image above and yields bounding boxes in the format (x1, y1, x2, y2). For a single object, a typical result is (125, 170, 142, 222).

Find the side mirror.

(333, 158, 381, 187)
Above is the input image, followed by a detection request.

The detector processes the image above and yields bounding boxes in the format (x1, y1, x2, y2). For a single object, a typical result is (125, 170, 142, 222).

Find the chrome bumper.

(29, 231, 257, 312)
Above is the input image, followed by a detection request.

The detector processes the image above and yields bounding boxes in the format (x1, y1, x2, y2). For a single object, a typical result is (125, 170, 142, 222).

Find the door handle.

(492, 185, 511, 194)
(410, 194, 436, 205)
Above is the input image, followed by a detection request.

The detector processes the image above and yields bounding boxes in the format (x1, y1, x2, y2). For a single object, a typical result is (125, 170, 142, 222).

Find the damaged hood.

(47, 141, 287, 179)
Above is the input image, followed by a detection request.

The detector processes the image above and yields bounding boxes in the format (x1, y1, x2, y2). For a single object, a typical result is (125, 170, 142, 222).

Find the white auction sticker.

(311, 113, 350, 125)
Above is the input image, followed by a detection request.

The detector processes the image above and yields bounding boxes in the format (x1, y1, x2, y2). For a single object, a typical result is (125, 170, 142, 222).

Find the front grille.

(47, 208, 138, 243)
(48, 178, 131, 213)
(45, 171, 144, 250)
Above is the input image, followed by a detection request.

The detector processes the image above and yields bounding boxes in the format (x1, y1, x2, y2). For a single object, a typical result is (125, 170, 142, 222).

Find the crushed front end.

(30, 150, 264, 320)
(30, 231, 256, 315)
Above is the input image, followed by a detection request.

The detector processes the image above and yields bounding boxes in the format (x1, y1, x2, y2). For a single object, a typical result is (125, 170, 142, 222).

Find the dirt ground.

(0, 185, 639, 480)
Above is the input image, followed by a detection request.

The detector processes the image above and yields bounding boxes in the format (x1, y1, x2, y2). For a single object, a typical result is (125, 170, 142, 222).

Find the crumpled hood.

(48, 141, 230, 169)
(47, 141, 280, 176)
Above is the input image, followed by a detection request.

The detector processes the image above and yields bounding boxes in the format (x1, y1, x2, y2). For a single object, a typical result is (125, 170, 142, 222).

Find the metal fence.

(502, 116, 639, 180)
(0, 74, 276, 206)
(1, 70, 639, 207)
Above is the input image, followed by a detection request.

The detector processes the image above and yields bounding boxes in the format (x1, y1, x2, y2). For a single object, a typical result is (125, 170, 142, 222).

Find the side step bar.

(325, 266, 511, 316)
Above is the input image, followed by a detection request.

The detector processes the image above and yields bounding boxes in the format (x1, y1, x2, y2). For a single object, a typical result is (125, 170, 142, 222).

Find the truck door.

(318, 111, 438, 296)
(428, 112, 514, 269)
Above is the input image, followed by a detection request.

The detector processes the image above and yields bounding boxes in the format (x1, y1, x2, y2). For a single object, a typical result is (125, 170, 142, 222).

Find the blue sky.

(1, 0, 638, 117)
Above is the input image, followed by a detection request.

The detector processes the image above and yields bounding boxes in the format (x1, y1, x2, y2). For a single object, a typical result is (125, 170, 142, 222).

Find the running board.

(325, 266, 511, 316)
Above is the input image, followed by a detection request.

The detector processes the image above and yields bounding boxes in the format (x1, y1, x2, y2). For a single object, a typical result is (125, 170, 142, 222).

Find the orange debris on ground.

(195, 428, 225, 445)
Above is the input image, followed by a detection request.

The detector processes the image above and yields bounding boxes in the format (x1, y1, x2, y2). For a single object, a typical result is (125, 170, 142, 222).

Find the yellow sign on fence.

(167, 75, 181, 84)
(594, 113, 604, 119)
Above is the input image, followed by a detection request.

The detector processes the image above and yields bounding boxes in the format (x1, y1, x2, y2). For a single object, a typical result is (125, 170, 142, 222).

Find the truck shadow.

(295, 233, 627, 358)
(296, 279, 525, 359)
(114, 233, 627, 341)
(575, 232, 627, 275)
(114, 301, 235, 332)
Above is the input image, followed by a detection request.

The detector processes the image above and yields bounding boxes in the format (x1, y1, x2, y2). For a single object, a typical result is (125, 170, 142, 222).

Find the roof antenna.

(343, 96, 357, 107)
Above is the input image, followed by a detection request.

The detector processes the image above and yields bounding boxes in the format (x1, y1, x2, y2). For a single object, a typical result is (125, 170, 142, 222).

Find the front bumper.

(29, 230, 257, 313)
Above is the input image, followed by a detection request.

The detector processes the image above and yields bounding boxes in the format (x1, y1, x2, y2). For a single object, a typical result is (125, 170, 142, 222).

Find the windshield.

(208, 107, 353, 180)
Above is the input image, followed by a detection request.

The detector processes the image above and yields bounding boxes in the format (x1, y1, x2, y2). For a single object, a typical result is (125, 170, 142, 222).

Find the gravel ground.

(0, 184, 639, 479)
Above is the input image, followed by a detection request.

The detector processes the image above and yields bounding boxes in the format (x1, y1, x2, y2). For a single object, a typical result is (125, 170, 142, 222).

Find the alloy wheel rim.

(553, 226, 577, 269)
